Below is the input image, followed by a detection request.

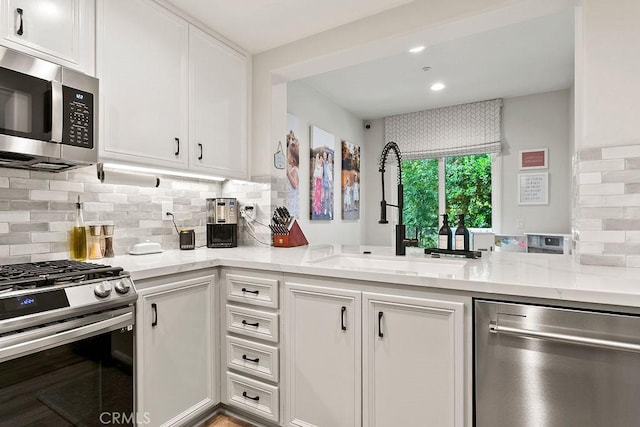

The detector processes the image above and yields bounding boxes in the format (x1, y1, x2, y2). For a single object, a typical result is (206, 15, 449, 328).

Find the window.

(402, 153, 494, 247)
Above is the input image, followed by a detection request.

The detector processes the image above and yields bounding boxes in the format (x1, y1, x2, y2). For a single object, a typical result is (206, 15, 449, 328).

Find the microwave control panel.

(62, 86, 94, 149)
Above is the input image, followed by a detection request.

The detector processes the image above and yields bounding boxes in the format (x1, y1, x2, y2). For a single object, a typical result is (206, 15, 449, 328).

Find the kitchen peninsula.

(117, 245, 640, 427)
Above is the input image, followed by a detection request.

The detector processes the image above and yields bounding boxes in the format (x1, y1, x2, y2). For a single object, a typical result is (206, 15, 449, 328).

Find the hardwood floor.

(207, 414, 255, 427)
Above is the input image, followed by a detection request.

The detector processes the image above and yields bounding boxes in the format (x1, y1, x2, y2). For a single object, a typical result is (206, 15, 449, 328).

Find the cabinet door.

(138, 276, 216, 427)
(97, 0, 188, 169)
(363, 293, 464, 427)
(189, 25, 248, 179)
(285, 283, 361, 427)
(3, 0, 92, 70)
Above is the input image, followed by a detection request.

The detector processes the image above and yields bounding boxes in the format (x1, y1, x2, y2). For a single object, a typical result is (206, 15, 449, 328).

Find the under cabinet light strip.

(101, 163, 226, 182)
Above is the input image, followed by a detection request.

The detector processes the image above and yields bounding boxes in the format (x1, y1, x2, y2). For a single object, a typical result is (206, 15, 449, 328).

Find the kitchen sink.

(307, 253, 467, 278)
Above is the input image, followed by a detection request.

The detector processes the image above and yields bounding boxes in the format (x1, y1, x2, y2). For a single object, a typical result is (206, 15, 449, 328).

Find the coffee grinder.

(206, 198, 238, 248)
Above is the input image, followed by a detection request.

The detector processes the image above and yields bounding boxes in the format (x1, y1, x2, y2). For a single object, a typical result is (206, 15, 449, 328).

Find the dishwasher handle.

(489, 321, 640, 354)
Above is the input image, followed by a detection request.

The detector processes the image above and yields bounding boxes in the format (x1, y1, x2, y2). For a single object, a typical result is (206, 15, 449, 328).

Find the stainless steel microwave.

(0, 47, 98, 171)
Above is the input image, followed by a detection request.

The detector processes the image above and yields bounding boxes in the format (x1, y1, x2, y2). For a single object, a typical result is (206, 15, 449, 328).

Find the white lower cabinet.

(285, 283, 362, 427)
(362, 293, 464, 427)
(284, 281, 465, 427)
(137, 274, 217, 427)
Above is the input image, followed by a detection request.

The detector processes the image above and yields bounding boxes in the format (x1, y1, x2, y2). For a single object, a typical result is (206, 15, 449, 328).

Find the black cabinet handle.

(198, 143, 203, 160)
(242, 391, 259, 401)
(16, 8, 23, 36)
(242, 354, 260, 363)
(241, 287, 259, 295)
(151, 303, 158, 327)
(378, 311, 384, 338)
(174, 137, 180, 155)
(242, 319, 259, 327)
(341, 306, 347, 331)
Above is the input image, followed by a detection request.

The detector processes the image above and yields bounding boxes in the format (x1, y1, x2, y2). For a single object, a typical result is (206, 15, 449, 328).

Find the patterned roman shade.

(384, 99, 503, 160)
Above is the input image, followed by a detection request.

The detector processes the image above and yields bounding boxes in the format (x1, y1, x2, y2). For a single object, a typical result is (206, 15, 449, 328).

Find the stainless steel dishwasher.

(475, 299, 640, 427)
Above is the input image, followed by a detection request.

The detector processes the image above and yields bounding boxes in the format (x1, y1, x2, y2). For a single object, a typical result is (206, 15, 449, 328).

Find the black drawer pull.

(341, 306, 347, 331)
(242, 391, 259, 401)
(378, 311, 384, 338)
(174, 137, 180, 155)
(16, 8, 23, 36)
(242, 320, 259, 327)
(198, 143, 203, 160)
(241, 287, 259, 295)
(242, 354, 260, 363)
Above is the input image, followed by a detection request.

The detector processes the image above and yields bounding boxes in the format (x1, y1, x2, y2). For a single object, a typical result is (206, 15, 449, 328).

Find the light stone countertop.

(107, 244, 640, 309)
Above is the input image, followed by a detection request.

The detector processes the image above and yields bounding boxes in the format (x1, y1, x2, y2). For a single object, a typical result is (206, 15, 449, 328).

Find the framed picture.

(519, 148, 548, 170)
(309, 125, 335, 220)
(341, 140, 360, 220)
(518, 172, 549, 205)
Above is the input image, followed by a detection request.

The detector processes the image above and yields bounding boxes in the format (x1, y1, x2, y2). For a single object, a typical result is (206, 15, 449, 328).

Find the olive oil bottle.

(70, 195, 87, 261)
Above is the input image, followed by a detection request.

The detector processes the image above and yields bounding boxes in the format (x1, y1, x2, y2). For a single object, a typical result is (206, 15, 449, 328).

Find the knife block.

(273, 219, 308, 247)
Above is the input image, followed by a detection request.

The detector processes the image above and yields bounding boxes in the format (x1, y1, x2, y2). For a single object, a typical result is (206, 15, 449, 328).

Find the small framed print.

(519, 148, 548, 170)
(518, 172, 549, 205)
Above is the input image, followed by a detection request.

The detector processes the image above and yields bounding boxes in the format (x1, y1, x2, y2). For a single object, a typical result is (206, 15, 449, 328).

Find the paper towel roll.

(98, 168, 160, 187)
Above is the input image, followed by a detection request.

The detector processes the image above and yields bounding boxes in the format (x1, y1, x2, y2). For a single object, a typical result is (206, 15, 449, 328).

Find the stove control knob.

(94, 282, 112, 298)
(114, 279, 131, 295)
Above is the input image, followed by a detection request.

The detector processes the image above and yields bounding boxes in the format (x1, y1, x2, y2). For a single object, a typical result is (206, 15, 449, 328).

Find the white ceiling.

(299, 10, 575, 119)
(164, 0, 415, 54)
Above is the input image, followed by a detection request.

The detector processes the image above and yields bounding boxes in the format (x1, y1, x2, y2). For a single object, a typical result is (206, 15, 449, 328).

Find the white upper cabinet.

(190, 25, 248, 179)
(97, 0, 250, 179)
(1, 0, 94, 74)
(97, 0, 189, 169)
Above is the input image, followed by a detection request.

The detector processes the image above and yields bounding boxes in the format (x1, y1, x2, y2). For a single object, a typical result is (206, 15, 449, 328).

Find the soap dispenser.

(454, 214, 470, 251)
(438, 214, 452, 250)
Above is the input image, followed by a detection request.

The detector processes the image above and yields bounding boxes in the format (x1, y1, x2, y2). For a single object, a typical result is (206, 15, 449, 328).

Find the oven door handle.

(0, 311, 133, 363)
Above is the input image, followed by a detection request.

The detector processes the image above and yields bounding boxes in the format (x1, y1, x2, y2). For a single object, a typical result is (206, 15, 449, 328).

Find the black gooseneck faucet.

(378, 142, 419, 255)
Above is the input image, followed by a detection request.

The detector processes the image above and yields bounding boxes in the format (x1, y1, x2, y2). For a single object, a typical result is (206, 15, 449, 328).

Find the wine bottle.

(455, 214, 470, 251)
(438, 214, 452, 250)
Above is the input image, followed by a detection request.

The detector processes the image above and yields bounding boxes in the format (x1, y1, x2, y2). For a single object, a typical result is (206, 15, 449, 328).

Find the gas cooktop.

(0, 260, 123, 293)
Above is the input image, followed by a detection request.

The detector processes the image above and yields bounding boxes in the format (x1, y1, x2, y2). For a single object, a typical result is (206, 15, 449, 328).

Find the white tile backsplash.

(575, 145, 640, 267)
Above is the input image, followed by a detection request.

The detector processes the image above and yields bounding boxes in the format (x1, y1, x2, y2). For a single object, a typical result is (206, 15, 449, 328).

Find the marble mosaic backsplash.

(0, 165, 272, 264)
(575, 143, 640, 267)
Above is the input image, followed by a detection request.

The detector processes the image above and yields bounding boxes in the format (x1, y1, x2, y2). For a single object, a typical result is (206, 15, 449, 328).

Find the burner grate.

(0, 260, 123, 290)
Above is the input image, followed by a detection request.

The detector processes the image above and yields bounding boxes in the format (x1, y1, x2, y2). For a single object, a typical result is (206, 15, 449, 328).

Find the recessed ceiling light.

(430, 82, 446, 91)
(409, 46, 425, 53)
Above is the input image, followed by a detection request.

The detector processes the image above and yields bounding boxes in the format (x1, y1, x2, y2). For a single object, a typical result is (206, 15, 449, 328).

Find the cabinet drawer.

(227, 336, 279, 382)
(226, 273, 279, 309)
(227, 371, 279, 423)
(226, 305, 279, 343)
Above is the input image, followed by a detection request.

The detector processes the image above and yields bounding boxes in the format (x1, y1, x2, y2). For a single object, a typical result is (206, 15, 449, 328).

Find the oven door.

(0, 307, 135, 426)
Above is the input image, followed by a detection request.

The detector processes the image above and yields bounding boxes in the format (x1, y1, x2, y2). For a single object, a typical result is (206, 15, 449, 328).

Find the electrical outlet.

(162, 201, 173, 220)
(517, 218, 525, 229)
(241, 203, 256, 222)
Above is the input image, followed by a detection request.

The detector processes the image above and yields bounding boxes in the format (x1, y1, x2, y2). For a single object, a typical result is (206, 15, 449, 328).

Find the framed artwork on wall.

(518, 172, 549, 205)
(285, 114, 300, 218)
(341, 140, 360, 220)
(309, 125, 335, 220)
(519, 148, 548, 170)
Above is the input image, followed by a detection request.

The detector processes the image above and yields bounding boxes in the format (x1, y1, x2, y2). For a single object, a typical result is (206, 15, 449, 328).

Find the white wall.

(287, 81, 365, 245)
(501, 89, 572, 234)
(581, 0, 640, 149)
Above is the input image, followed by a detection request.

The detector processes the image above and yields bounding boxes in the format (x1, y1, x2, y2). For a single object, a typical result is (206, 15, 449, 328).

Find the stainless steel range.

(0, 260, 137, 426)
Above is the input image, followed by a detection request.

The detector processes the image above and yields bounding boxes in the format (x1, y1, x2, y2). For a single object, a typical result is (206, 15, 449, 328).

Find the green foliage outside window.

(402, 154, 492, 248)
